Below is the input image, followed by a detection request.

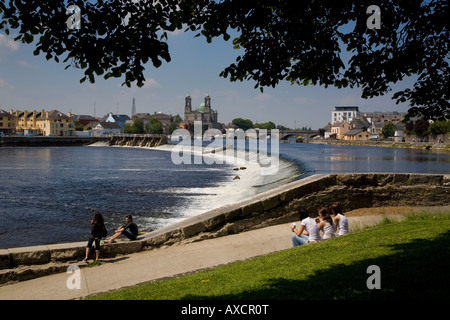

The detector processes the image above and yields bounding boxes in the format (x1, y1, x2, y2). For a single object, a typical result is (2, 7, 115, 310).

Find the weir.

(108, 134, 167, 148)
(0, 173, 449, 285)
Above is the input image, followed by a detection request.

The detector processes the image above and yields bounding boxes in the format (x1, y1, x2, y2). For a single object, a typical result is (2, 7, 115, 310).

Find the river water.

(0, 142, 449, 249)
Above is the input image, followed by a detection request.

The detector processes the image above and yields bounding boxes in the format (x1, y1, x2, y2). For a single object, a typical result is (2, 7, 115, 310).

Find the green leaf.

(88, 72, 95, 83)
(153, 59, 162, 68)
(95, 67, 104, 76)
(23, 33, 33, 44)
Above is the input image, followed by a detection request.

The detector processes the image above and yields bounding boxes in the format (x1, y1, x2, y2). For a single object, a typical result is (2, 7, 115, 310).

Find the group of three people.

(291, 202, 348, 247)
(83, 212, 139, 263)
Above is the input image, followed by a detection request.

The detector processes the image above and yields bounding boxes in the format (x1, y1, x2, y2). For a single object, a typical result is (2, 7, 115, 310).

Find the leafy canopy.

(1, 0, 448, 120)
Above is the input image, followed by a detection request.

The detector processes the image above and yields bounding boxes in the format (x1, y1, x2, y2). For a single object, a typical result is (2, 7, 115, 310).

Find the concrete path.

(0, 210, 444, 300)
(0, 223, 292, 300)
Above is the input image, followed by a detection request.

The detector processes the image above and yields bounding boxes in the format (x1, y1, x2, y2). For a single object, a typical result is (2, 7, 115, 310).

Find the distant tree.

(132, 118, 145, 134)
(144, 122, 152, 134)
(276, 124, 291, 130)
(74, 121, 84, 131)
(413, 119, 430, 137)
(172, 114, 182, 124)
(146, 118, 163, 134)
(254, 121, 276, 129)
(168, 122, 179, 134)
(123, 123, 133, 134)
(232, 118, 253, 131)
(381, 121, 396, 139)
(405, 121, 415, 136)
(427, 120, 450, 136)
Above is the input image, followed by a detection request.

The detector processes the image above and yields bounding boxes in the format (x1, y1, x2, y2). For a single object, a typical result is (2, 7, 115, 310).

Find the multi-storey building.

(37, 110, 75, 136)
(15, 109, 41, 135)
(331, 106, 359, 124)
(10, 109, 75, 136)
(330, 120, 352, 140)
(0, 109, 17, 135)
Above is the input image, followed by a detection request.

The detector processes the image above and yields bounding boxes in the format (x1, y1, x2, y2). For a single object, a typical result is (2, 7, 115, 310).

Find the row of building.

(323, 106, 408, 141)
(0, 108, 181, 137)
(0, 109, 76, 137)
(0, 93, 224, 137)
(1, 102, 410, 140)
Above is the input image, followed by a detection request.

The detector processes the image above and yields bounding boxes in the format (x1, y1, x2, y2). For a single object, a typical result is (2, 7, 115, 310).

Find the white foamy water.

(149, 142, 302, 224)
(88, 140, 302, 232)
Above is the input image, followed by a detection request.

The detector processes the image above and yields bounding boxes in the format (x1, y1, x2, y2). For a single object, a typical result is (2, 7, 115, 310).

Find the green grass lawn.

(89, 212, 450, 300)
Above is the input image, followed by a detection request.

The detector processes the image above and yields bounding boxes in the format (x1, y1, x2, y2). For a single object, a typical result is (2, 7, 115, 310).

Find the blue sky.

(0, 28, 413, 129)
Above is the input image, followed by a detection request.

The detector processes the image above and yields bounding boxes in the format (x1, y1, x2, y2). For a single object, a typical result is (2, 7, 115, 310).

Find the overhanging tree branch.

(1, 0, 448, 120)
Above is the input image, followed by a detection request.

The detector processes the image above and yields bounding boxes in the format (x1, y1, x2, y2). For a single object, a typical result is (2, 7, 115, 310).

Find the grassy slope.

(90, 212, 450, 300)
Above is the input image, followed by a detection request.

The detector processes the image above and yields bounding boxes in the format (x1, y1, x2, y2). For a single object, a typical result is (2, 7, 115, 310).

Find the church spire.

(204, 93, 211, 113)
(185, 93, 192, 112)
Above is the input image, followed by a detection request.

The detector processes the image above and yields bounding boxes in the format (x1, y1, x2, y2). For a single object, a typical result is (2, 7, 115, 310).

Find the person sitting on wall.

(106, 215, 139, 243)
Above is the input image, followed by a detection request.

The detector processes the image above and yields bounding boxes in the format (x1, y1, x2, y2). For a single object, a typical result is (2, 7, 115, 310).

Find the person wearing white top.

(317, 207, 336, 240)
(331, 202, 349, 236)
(291, 208, 322, 247)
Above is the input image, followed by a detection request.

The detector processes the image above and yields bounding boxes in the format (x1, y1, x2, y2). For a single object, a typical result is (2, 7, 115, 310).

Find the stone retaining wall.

(0, 136, 108, 147)
(1, 173, 449, 284)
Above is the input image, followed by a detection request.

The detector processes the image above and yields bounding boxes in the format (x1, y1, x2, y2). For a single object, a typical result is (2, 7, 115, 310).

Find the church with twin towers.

(184, 93, 223, 132)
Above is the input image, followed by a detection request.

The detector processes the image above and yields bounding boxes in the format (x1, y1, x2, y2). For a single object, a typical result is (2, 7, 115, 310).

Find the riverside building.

(331, 106, 360, 124)
(8, 109, 75, 136)
(0, 109, 17, 135)
(184, 93, 222, 132)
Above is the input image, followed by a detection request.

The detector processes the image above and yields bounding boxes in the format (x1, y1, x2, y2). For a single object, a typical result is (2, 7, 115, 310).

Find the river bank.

(1, 204, 449, 299)
(309, 139, 450, 152)
(0, 136, 108, 147)
(1, 173, 448, 287)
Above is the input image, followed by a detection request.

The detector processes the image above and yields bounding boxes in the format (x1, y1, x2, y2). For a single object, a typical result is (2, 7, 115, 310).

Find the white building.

(91, 121, 121, 136)
(332, 106, 359, 124)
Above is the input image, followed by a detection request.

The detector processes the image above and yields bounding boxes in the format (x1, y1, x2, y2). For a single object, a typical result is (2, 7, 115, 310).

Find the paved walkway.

(0, 211, 442, 300)
(0, 223, 292, 300)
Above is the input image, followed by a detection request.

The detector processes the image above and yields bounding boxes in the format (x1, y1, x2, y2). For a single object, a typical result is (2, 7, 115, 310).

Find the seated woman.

(331, 202, 349, 236)
(291, 208, 322, 247)
(316, 207, 336, 240)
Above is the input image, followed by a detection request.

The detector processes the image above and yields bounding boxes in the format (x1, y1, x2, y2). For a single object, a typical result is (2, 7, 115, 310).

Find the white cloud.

(142, 78, 162, 89)
(126, 78, 161, 90)
(0, 34, 19, 53)
(16, 60, 33, 68)
(254, 92, 271, 103)
(167, 27, 185, 37)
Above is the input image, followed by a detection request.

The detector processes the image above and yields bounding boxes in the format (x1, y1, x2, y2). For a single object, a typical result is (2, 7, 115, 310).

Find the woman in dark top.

(83, 211, 106, 263)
